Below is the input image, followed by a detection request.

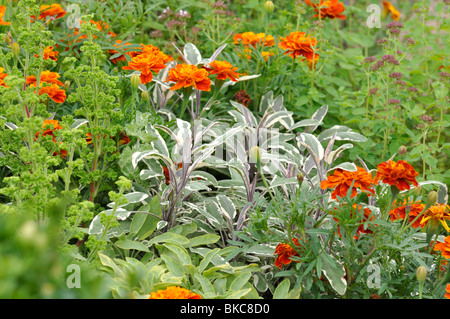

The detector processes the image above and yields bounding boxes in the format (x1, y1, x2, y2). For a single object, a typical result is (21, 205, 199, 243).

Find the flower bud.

(416, 266, 427, 283)
(11, 42, 20, 56)
(426, 191, 438, 205)
(141, 90, 150, 101)
(412, 185, 422, 196)
(297, 172, 304, 184)
(263, 1, 274, 13)
(249, 145, 261, 164)
(130, 74, 140, 89)
(63, 80, 71, 90)
(398, 145, 407, 156)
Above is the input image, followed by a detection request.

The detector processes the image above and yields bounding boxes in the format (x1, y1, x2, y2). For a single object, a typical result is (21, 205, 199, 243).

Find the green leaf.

(184, 234, 221, 248)
(131, 195, 163, 240)
(273, 278, 290, 299)
(194, 273, 215, 297)
(148, 232, 190, 247)
(115, 239, 150, 252)
(320, 254, 347, 296)
(229, 272, 252, 292)
(198, 248, 221, 274)
(161, 254, 185, 277)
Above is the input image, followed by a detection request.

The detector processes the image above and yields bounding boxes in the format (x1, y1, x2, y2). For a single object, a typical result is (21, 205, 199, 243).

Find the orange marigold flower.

(304, 0, 346, 20)
(382, 1, 400, 21)
(149, 286, 202, 299)
(122, 53, 167, 85)
(118, 131, 130, 146)
(233, 32, 275, 48)
(38, 84, 66, 103)
(279, 31, 319, 63)
(26, 70, 64, 87)
(374, 160, 419, 191)
(0, 67, 8, 88)
(34, 46, 59, 61)
(389, 200, 425, 228)
(445, 284, 450, 299)
(274, 238, 302, 269)
(0, 5, 11, 25)
(35, 4, 66, 20)
(420, 204, 450, 232)
(320, 166, 375, 200)
(130, 44, 173, 64)
(35, 120, 67, 159)
(434, 236, 450, 259)
(165, 63, 211, 92)
(204, 60, 241, 82)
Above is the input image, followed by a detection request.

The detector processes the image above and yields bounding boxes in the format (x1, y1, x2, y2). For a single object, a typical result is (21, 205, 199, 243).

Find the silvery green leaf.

(107, 192, 149, 208)
(325, 143, 353, 165)
(329, 162, 357, 172)
(157, 220, 168, 230)
(221, 74, 261, 90)
(321, 254, 347, 296)
(71, 118, 88, 129)
(290, 119, 322, 131)
(297, 133, 324, 162)
(183, 42, 202, 65)
(305, 105, 328, 133)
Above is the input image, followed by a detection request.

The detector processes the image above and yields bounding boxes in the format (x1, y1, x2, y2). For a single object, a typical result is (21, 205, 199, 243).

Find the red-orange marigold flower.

(130, 44, 173, 64)
(38, 84, 66, 103)
(165, 63, 211, 92)
(434, 236, 450, 259)
(382, 1, 400, 21)
(149, 286, 201, 299)
(233, 32, 275, 48)
(445, 284, 450, 299)
(420, 204, 450, 232)
(204, 60, 241, 82)
(0, 5, 11, 25)
(35, 4, 67, 20)
(274, 238, 301, 269)
(320, 166, 375, 200)
(0, 67, 8, 88)
(389, 200, 425, 229)
(305, 0, 347, 20)
(26, 70, 64, 87)
(35, 46, 59, 61)
(122, 53, 167, 85)
(374, 160, 419, 191)
(279, 31, 319, 63)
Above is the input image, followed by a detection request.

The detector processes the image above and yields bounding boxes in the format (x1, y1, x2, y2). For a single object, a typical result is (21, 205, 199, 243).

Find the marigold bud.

(412, 185, 422, 196)
(141, 90, 150, 101)
(297, 172, 304, 184)
(416, 266, 427, 283)
(130, 74, 140, 89)
(426, 191, 438, 205)
(63, 80, 71, 90)
(263, 1, 274, 13)
(249, 145, 261, 164)
(11, 42, 20, 56)
(398, 145, 407, 156)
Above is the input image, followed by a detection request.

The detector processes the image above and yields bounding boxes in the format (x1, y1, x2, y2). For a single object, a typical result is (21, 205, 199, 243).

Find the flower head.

(0, 5, 11, 25)
(34, 46, 59, 61)
(0, 67, 8, 88)
(232, 89, 251, 107)
(38, 84, 67, 103)
(233, 32, 275, 48)
(34, 4, 67, 21)
(320, 166, 375, 200)
(122, 53, 167, 85)
(374, 160, 419, 191)
(389, 200, 425, 228)
(35, 119, 67, 158)
(279, 31, 319, 63)
(382, 1, 400, 21)
(165, 63, 211, 91)
(274, 238, 302, 268)
(420, 204, 450, 232)
(445, 284, 450, 299)
(204, 60, 241, 82)
(149, 286, 201, 299)
(434, 236, 450, 259)
(26, 70, 64, 87)
(304, 0, 347, 20)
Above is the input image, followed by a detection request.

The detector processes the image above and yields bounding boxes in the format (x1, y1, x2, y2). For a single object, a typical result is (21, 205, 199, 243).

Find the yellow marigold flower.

(382, 1, 400, 21)
(149, 286, 202, 299)
(165, 63, 211, 91)
(204, 60, 241, 82)
(420, 204, 450, 232)
(0, 5, 11, 25)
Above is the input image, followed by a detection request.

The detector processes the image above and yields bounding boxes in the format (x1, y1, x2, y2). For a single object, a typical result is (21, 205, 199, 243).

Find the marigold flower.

(33, 4, 67, 20)
(122, 53, 167, 85)
(382, 1, 400, 21)
(204, 60, 241, 82)
(38, 84, 67, 103)
(374, 160, 419, 191)
(35, 119, 67, 159)
(434, 236, 450, 259)
(232, 89, 251, 107)
(279, 31, 319, 63)
(165, 63, 211, 91)
(130, 44, 173, 64)
(304, 0, 346, 20)
(0, 5, 11, 25)
(274, 238, 302, 268)
(445, 284, 450, 299)
(233, 32, 275, 48)
(149, 286, 201, 299)
(389, 200, 425, 228)
(320, 166, 375, 200)
(420, 204, 450, 232)
(0, 67, 8, 88)
(35, 46, 59, 61)
(26, 70, 64, 87)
